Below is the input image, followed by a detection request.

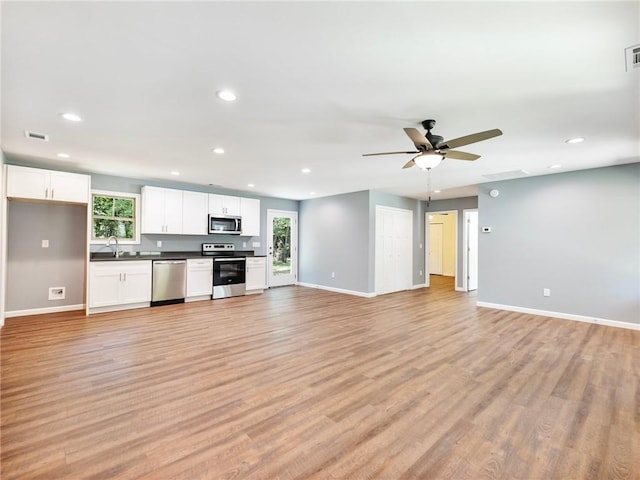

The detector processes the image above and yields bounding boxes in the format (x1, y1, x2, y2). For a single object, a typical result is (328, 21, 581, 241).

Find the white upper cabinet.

(240, 197, 260, 237)
(182, 191, 208, 235)
(141, 186, 183, 234)
(208, 194, 241, 216)
(6, 165, 90, 204)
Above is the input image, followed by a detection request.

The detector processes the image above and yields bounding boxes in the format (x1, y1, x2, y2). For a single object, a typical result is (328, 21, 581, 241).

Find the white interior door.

(375, 206, 412, 295)
(267, 209, 298, 287)
(466, 211, 479, 291)
(429, 223, 444, 275)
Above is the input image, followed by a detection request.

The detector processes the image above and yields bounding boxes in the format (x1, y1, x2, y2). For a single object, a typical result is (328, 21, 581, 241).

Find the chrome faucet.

(106, 236, 120, 258)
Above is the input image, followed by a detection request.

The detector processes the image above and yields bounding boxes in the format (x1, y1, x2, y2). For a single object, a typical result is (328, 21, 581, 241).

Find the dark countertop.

(90, 251, 263, 261)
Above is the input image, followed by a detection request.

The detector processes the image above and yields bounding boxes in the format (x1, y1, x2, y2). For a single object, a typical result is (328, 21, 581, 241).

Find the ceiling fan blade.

(402, 159, 416, 169)
(437, 128, 503, 150)
(403, 128, 433, 149)
(442, 150, 481, 161)
(362, 150, 418, 157)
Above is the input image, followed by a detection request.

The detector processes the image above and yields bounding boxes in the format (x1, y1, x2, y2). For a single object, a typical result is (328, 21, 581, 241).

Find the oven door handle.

(214, 258, 245, 262)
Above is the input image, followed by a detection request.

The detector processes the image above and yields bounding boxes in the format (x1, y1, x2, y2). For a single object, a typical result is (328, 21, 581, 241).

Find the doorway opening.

(425, 210, 458, 291)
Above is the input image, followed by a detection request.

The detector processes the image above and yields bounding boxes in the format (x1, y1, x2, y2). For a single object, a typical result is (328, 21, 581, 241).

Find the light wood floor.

(2, 283, 639, 479)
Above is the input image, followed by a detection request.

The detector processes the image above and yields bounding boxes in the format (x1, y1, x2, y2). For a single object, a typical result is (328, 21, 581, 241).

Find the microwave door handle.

(236, 218, 240, 232)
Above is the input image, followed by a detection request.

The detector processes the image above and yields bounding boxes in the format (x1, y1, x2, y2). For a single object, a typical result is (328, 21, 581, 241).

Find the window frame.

(89, 189, 141, 245)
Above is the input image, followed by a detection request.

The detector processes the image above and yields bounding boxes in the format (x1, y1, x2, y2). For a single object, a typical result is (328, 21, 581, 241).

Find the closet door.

(375, 205, 413, 295)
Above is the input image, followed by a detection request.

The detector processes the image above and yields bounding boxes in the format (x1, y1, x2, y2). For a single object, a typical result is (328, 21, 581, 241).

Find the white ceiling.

(2, 1, 638, 201)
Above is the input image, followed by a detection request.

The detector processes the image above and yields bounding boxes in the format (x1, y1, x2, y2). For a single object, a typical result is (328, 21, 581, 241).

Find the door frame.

(266, 209, 298, 287)
(425, 210, 458, 289)
(462, 208, 479, 292)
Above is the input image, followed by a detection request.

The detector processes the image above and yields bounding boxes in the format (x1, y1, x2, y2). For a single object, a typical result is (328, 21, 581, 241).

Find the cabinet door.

(141, 186, 166, 234)
(209, 194, 241, 216)
(208, 194, 225, 215)
(89, 263, 123, 308)
(223, 196, 241, 216)
(246, 257, 266, 290)
(120, 261, 152, 304)
(49, 170, 90, 203)
(240, 197, 260, 236)
(6, 165, 49, 200)
(186, 258, 213, 297)
(163, 188, 183, 234)
(182, 191, 208, 235)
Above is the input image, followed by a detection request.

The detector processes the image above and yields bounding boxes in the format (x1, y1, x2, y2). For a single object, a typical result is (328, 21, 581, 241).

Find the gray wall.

(6, 202, 87, 312)
(299, 189, 426, 294)
(299, 190, 370, 293)
(478, 163, 640, 324)
(90, 173, 299, 256)
(425, 196, 478, 289)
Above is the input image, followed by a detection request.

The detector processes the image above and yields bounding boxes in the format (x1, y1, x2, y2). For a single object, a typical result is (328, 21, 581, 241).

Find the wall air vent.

(482, 170, 530, 181)
(24, 130, 49, 141)
(625, 44, 640, 71)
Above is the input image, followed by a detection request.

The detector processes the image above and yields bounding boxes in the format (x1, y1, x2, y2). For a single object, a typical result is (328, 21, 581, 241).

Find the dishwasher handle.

(153, 260, 187, 265)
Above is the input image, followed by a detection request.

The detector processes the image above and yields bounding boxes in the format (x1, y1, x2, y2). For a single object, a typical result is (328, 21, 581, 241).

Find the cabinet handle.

(45, 187, 48, 198)
(124, 273, 127, 281)
(51, 188, 54, 199)
(119, 273, 122, 282)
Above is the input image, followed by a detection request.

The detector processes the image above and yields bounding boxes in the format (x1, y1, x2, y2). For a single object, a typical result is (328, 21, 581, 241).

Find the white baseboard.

(455, 286, 467, 292)
(5, 304, 85, 318)
(296, 282, 376, 298)
(411, 283, 428, 290)
(476, 301, 640, 332)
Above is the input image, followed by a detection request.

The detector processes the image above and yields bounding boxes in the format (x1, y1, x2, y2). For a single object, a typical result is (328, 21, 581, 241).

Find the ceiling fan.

(363, 119, 503, 169)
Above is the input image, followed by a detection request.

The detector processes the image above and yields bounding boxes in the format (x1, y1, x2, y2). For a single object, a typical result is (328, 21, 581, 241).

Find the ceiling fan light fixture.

(565, 137, 584, 144)
(413, 154, 443, 170)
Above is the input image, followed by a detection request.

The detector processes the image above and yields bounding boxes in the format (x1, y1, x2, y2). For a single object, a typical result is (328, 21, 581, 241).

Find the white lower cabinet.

(186, 258, 213, 300)
(89, 261, 152, 312)
(245, 257, 267, 293)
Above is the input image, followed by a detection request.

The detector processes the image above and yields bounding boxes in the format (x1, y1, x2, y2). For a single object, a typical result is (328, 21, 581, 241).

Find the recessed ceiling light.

(56, 153, 71, 159)
(310, 192, 316, 195)
(247, 183, 255, 188)
(434, 190, 441, 193)
(60, 112, 82, 122)
(548, 164, 562, 169)
(565, 137, 584, 144)
(301, 168, 311, 174)
(212, 147, 225, 154)
(216, 90, 237, 102)
(170, 171, 180, 176)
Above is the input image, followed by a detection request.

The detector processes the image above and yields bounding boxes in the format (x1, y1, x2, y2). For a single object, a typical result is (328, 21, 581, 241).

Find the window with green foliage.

(91, 190, 140, 243)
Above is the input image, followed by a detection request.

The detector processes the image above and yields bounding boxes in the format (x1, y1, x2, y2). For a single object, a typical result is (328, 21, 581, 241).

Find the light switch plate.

(42, 239, 49, 248)
(252, 242, 260, 248)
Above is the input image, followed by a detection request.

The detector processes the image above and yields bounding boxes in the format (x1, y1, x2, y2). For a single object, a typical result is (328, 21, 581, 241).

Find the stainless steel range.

(202, 243, 246, 299)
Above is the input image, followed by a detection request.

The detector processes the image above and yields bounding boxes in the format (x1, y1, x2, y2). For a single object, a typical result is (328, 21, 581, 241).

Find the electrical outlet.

(42, 239, 49, 248)
(331, 272, 335, 278)
(156, 240, 162, 248)
(242, 242, 247, 248)
(252, 241, 261, 248)
(419, 270, 423, 276)
(543, 288, 551, 297)
(48, 287, 65, 300)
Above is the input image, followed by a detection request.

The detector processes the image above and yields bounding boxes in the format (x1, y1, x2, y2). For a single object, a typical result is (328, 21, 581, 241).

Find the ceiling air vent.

(24, 130, 49, 141)
(625, 44, 640, 72)
(482, 169, 530, 181)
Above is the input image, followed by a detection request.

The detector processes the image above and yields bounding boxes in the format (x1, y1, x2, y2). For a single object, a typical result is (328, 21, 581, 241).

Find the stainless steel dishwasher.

(151, 260, 187, 306)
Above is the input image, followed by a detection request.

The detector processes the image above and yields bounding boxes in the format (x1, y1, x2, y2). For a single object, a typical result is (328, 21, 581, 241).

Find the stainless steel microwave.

(208, 214, 242, 235)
